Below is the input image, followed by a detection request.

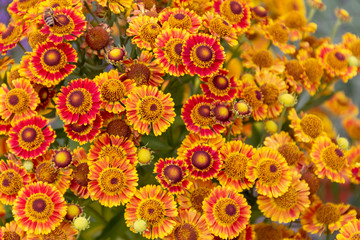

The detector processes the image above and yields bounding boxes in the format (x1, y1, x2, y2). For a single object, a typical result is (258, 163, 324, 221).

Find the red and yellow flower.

(64, 114, 103, 144)
(158, 7, 202, 34)
(343, 117, 360, 141)
(347, 145, 360, 184)
(127, 16, 162, 50)
(262, 20, 296, 54)
(324, 91, 359, 117)
(0, 221, 26, 240)
(70, 147, 91, 199)
(27, 221, 78, 240)
(0, 21, 27, 55)
(97, 0, 133, 14)
(336, 219, 360, 240)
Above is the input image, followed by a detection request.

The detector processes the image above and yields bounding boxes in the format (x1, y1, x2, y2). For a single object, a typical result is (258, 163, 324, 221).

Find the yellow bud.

(337, 137, 350, 150)
(348, 56, 359, 67)
(66, 204, 82, 221)
(137, 148, 153, 165)
(133, 219, 147, 233)
(279, 93, 297, 107)
(265, 120, 278, 134)
(23, 160, 34, 172)
(73, 216, 90, 231)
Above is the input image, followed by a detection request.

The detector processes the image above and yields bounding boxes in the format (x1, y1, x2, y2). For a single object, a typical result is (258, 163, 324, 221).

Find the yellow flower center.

(284, 11, 306, 29)
(19, 126, 44, 151)
(137, 148, 152, 165)
(66, 204, 81, 220)
(277, 144, 300, 166)
(0, 170, 23, 195)
(349, 40, 360, 57)
(321, 146, 346, 171)
(165, 39, 184, 64)
(303, 58, 323, 83)
(220, 0, 244, 23)
(300, 114, 323, 139)
(139, 96, 164, 123)
(173, 223, 199, 240)
(326, 51, 348, 70)
(3, 231, 21, 240)
(66, 88, 92, 114)
(35, 162, 59, 184)
(42, 226, 66, 239)
(99, 168, 125, 195)
(252, 50, 273, 68)
(260, 83, 279, 105)
(269, 23, 289, 44)
(255, 225, 282, 240)
(108, 48, 125, 62)
(17, 0, 39, 11)
(273, 186, 298, 209)
(315, 203, 340, 225)
(99, 146, 126, 162)
(25, 193, 55, 222)
(242, 86, 263, 109)
(5, 88, 30, 114)
(53, 149, 72, 168)
(51, 14, 75, 35)
(41, 48, 67, 72)
(224, 153, 248, 179)
(139, 22, 161, 44)
(101, 78, 126, 102)
(285, 59, 304, 81)
(138, 199, 165, 226)
(258, 159, 281, 186)
(190, 44, 215, 68)
(209, 17, 231, 37)
(190, 187, 211, 213)
(168, 13, 192, 30)
(126, 63, 151, 86)
(191, 103, 215, 127)
(214, 198, 239, 225)
(29, 30, 47, 49)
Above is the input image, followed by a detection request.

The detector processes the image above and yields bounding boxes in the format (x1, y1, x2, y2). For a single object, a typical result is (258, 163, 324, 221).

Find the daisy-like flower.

(203, 186, 251, 239)
(154, 28, 189, 76)
(154, 157, 191, 194)
(88, 156, 138, 207)
(247, 147, 292, 198)
(70, 147, 91, 199)
(336, 219, 360, 240)
(182, 34, 225, 77)
(0, 117, 11, 135)
(127, 16, 162, 50)
(0, 21, 27, 55)
(262, 20, 296, 54)
(317, 44, 357, 83)
(122, 51, 164, 87)
(64, 114, 103, 144)
(29, 41, 77, 87)
(7, 115, 55, 160)
(347, 145, 360, 184)
(257, 171, 310, 223)
(343, 117, 360, 141)
(200, 68, 237, 102)
(217, 140, 255, 192)
(0, 79, 40, 123)
(158, 7, 202, 34)
(182, 95, 226, 138)
(310, 136, 349, 183)
(13, 182, 67, 235)
(0, 160, 31, 205)
(56, 78, 101, 125)
(324, 91, 359, 117)
(97, 0, 132, 14)
(264, 131, 306, 170)
(164, 209, 213, 240)
(297, 53, 324, 96)
(101, 113, 139, 143)
(173, 0, 213, 16)
(280, 10, 317, 42)
(239, 82, 268, 121)
(40, 7, 85, 43)
(254, 222, 295, 239)
(27, 221, 78, 240)
(288, 108, 324, 143)
(203, 12, 238, 46)
(33, 84, 56, 115)
(0, 221, 26, 240)
(125, 85, 176, 136)
(88, 133, 138, 165)
(8, 0, 39, 19)
(213, 0, 251, 35)
(94, 69, 136, 113)
(301, 200, 357, 235)
(342, 32, 360, 61)
(125, 185, 178, 239)
(177, 178, 217, 214)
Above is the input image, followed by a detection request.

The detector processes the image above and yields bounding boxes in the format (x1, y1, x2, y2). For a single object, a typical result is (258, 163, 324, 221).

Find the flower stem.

(277, 107, 287, 133)
(308, 8, 316, 22)
(331, 19, 341, 41)
(18, 42, 26, 52)
(326, 225, 330, 240)
(85, 1, 100, 24)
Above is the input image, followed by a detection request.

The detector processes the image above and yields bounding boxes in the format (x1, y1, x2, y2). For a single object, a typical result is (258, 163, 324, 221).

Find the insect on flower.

(43, 7, 63, 28)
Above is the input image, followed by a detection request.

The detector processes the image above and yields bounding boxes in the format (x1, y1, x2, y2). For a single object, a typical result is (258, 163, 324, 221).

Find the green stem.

(307, 8, 316, 22)
(85, 1, 100, 24)
(326, 225, 330, 240)
(277, 107, 287, 133)
(331, 19, 341, 41)
(227, 122, 234, 141)
(85, 205, 107, 224)
(18, 42, 26, 52)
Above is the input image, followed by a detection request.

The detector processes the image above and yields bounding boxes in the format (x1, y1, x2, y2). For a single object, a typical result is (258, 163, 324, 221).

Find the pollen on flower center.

(300, 114, 323, 139)
(139, 199, 165, 226)
(214, 198, 239, 224)
(315, 203, 341, 225)
(0, 170, 23, 195)
(190, 187, 211, 213)
(101, 79, 126, 102)
(321, 146, 346, 171)
(26, 193, 54, 221)
(252, 50, 273, 68)
(224, 153, 248, 179)
(326, 50, 348, 70)
(269, 23, 289, 44)
(285, 59, 304, 80)
(3, 231, 21, 240)
(242, 86, 263, 108)
(106, 119, 132, 138)
(191, 103, 215, 126)
(260, 83, 279, 105)
(73, 162, 90, 186)
(5, 89, 30, 114)
(168, 14, 192, 30)
(66, 89, 92, 114)
(166, 39, 184, 64)
(99, 168, 125, 195)
(174, 223, 199, 240)
(139, 96, 163, 122)
(273, 186, 298, 208)
(277, 144, 300, 166)
(126, 63, 151, 86)
(36, 162, 59, 183)
(140, 23, 161, 44)
(258, 160, 281, 186)
(209, 17, 231, 37)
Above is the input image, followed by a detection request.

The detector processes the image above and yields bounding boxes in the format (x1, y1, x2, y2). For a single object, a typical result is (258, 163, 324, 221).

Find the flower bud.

(133, 219, 147, 233)
(279, 93, 297, 107)
(265, 120, 278, 134)
(73, 216, 90, 231)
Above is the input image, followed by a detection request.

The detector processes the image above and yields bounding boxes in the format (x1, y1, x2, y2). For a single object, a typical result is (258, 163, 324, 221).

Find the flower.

(125, 185, 178, 239)
(0, 221, 26, 240)
(254, 222, 294, 239)
(217, 140, 255, 192)
(247, 147, 292, 198)
(27, 221, 78, 240)
(97, 0, 133, 14)
(88, 156, 138, 207)
(310, 136, 349, 183)
(29, 41, 77, 87)
(64, 114, 103, 144)
(335, 8, 351, 23)
(127, 16, 162, 50)
(13, 182, 67, 234)
(0, 160, 31, 205)
(0, 79, 40, 123)
(94, 69, 136, 113)
(0, 21, 26, 55)
(40, 7, 86, 43)
(56, 78, 101, 125)
(125, 85, 176, 136)
(154, 157, 191, 194)
(262, 20, 296, 54)
(202, 186, 251, 239)
(343, 117, 360, 141)
(158, 7, 202, 34)
(336, 219, 360, 240)
(83, 22, 113, 55)
(7, 115, 55, 160)
(239, 82, 268, 121)
(70, 147, 91, 199)
(324, 91, 358, 117)
(257, 171, 310, 223)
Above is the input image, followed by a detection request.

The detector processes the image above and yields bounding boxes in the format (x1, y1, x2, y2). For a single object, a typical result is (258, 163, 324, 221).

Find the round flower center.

(51, 14, 75, 36)
(106, 119, 132, 138)
(260, 83, 279, 105)
(190, 187, 211, 213)
(41, 47, 66, 71)
(285, 59, 304, 81)
(174, 223, 199, 240)
(224, 153, 248, 179)
(19, 126, 44, 151)
(139, 23, 161, 44)
(350, 233, 360, 240)
(164, 165, 183, 183)
(252, 6, 267, 18)
(284, 11, 306, 28)
(269, 23, 289, 44)
(126, 63, 151, 86)
(0, 24, 21, 45)
(53, 149, 72, 168)
(234, 101, 251, 116)
(214, 198, 239, 225)
(69, 123, 91, 133)
(66, 204, 82, 221)
(108, 48, 125, 61)
(301, 170, 319, 195)
(326, 50, 348, 70)
(190, 44, 215, 68)
(255, 225, 282, 240)
(73, 162, 90, 186)
(101, 78, 126, 102)
(192, 150, 212, 170)
(350, 40, 360, 57)
(99, 168, 125, 195)
(139, 96, 163, 123)
(273, 186, 298, 209)
(213, 104, 230, 122)
(166, 39, 184, 64)
(138, 199, 165, 226)
(209, 17, 231, 37)
(252, 50, 273, 68)
(5, 88, 30, 114)
(36, 162, 59, 183)
(29, 30, 47, 49)
(220, 0, 245, 23)
(43, 49, 61, 66)
(212, 75, 229, 90)
(26, 193, 54, 221)
(277, 144, 300, 166)
(303, 58, 323, 83)
(321, 146, 346, 171)
(85, 26, 110, 50)
(191, 103, 215, 127)
(258, 159, 281, 186)
(99, 146, 126, 162)
(66, 89, 92, 114)
(3, 231, 20, 240)
(315, 203, 341, 225)
(0, 170, 23, 195)
(242, 86, 263, 108)
(168, 13, 192, 30)
(38, 87, 50, 103)
(300, 114, 323, 139)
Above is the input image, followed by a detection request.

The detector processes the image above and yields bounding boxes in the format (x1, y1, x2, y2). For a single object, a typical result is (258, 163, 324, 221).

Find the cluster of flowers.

(0, 0, 360, 239)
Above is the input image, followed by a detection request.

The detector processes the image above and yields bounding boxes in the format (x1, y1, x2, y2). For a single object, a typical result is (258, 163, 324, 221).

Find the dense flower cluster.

(0, 0, 360, 239)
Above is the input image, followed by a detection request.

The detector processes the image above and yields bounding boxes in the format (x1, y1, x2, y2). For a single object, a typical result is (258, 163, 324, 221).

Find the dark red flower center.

(43, 49, 61, 66)
(252, 6, 267, 17)
(21, 127, 37, 142)
(196, 45, 213, 62)
(270, 164, 278, 172)
(55, 14, 70, 26)
(213, 105, 230, 122)
(148, 208, 154, 214)
(150, 104, 157, 111)
(32, 198, 46, 213)
(212, 75, 229, 90)
(51, 3, 60, 8)
(39, 87, 49, 102)
(174, 13, 186, 20)
(69, 123, 89, 133)
(197, 105, 211, 117)
(335, 148, 344, 157)
(2, 25, 14, 39)
(73, 163, 90, 186)
(225, 204, 237, 216)
(68, 90, 84, 107)
(230, 1, 243, 14)
(255, 90, 262, 100)
(335, 52, 345, 61)
(174, 43, 183, 56)
(223, 20, 230, 26)
(164, 165, 183, 183)
(107, 119, 132, 138)
(174, 223, 198, 240)
(53, 149, 72, 168)
(8, 95, 19, 106)
(192, 150, 212, 170)
(2, 178, 9, 187)
(111, 177, 118, 184)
